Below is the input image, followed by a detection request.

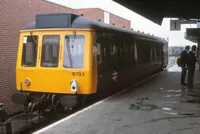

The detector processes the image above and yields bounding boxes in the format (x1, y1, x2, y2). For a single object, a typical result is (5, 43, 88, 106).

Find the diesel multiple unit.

(12, 13, 168, 114)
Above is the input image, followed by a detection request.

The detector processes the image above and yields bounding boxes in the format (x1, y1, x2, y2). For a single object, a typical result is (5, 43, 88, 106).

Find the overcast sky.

(46, 0, 196, 46)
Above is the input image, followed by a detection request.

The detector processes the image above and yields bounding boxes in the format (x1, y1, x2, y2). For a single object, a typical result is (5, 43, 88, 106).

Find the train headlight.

(24, 79, 30, 86)
(70, 80, 78, 92)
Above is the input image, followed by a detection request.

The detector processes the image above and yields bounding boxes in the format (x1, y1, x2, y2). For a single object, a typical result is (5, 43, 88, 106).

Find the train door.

(96, 32, 110, 96)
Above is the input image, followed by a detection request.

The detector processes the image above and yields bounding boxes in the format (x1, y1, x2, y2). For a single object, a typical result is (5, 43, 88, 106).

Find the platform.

(33, 65, 200, 134)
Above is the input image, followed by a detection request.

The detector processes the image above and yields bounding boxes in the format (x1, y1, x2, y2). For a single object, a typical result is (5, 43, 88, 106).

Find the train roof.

(22, 13, 167, 43)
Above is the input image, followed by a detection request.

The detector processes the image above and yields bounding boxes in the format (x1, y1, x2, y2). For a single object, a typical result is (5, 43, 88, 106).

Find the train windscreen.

(41, 35, 60, 67)
(21, 36, 38, 67)
(63, 35, 85, 68)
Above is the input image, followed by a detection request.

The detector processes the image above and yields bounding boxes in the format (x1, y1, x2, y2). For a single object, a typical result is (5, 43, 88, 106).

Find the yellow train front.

(12, 13, 97, 113)
(12, 13, 168, 113)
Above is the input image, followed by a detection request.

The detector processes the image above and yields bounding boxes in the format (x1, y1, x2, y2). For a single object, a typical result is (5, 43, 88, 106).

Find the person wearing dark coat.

(187, 45, 197, 90)
(180, 45, 190, 86)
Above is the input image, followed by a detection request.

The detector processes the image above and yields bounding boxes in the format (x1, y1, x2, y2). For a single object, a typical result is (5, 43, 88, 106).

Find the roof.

(22, 13, 167, 43)
(113, 0, 200, 25)
(185, 28, 200, 43)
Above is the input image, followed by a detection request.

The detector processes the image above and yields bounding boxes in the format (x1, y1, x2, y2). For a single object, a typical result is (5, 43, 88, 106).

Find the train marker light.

(24, 79, 31, 86)
(70, 80, 78, 92)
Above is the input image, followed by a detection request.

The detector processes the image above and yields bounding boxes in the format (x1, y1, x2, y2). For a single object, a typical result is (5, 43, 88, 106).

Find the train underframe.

(12, 92, 88, 115)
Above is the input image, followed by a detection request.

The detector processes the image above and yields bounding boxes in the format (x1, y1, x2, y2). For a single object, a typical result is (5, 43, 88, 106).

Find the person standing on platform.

(195, 46, 200, 71)
(187, 45, 197, 91)
(180, 45, 190, 86)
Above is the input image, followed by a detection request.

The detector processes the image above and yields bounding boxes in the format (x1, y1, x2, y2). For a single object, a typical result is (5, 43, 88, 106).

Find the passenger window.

(41, 35, 60, 67)
(132, 44, 134, 55)
(21, 36, 38, 67)
(97, 43, 101, 55)
(104, 48, 106, 57)
(154, 47, 157, 60)
(97, 43, 102, 64)
(150, 48, 153, 61)
(110, 44, 114, 55)
(113, 45, 117, 54)
(134, 43, 138, 60)
(110, 44, 117, 56)
(120, 45, 123, 56)
(124, 44, 128, 53)
(63, 35, 84, 68)
(117, 45, 120, 56)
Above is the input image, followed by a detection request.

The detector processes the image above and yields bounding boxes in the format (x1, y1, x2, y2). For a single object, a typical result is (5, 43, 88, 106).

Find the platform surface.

(34, 65, 200, 134)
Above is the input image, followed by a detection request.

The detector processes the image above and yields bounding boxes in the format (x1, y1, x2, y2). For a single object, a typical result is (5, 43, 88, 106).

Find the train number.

(72, 72, 85, 76)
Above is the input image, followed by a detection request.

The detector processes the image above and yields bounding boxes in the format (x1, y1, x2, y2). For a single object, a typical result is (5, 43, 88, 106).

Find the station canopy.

(113, 0, 200, 25)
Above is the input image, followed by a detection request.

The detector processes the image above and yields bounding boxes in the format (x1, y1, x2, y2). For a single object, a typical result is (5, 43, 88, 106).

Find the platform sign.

(170, 20, 181, 31)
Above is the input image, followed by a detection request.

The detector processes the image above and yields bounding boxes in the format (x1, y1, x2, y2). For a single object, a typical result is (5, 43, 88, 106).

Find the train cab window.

(63, 35, 84, 68)
(41, 35, 60, 67)
(21, 36, 38, 67)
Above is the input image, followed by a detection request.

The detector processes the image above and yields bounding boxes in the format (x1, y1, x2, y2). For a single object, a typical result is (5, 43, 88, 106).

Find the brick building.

(0, 0, 131, 114)
(74, 8, 131, 28)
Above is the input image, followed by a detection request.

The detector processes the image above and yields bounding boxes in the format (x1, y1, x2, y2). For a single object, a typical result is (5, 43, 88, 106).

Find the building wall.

(0, 1, 131, 115)
(74, 8, 131, 28)
(74, 8, 104, 22)
(109, 13, 131, 28)
(0, 0, 73, 114)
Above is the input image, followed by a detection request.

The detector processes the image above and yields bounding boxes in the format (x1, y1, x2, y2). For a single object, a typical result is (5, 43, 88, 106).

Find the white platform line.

(32, 72, 160, 134)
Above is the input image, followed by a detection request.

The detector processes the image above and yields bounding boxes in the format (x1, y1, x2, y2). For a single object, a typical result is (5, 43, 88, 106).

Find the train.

(12, 13, 168, 114)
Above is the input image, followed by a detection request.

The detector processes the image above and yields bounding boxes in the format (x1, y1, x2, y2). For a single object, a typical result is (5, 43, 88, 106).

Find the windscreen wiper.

(30, 32, 37, 45)
(66, 37, 73, 68)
